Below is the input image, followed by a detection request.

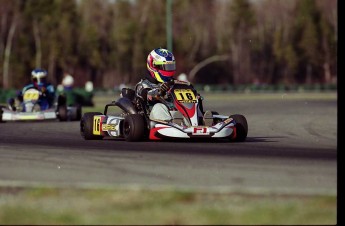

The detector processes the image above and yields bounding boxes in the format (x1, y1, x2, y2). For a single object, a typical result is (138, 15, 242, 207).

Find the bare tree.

(227, 0, 256, 84)
(255, 0, 297, 84)
(33, 19, 42, 68)
(2, 13, 17, 89)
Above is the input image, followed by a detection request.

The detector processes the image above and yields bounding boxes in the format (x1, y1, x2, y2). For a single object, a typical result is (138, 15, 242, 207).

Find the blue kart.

(0, 87, 81, 122)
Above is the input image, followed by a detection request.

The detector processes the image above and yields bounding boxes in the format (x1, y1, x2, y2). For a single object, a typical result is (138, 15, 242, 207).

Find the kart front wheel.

(80, 112, 104, 140)
(123, 114, 146, 142)
(230, 114, 248, 142)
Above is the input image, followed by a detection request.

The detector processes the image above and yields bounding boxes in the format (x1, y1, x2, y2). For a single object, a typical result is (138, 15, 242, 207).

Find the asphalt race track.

(0, 93, 337, 195)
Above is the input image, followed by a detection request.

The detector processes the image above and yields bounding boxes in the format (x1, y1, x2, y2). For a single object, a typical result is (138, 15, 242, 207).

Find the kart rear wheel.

(230, 114, 248, 142)
(80, 112, 104, 140)
(0, 105, 5, 123)
(58, 105, 68, 121)
(76, 105, 82, 121)
(69, 104, 82, 121)
(123, 114, 146, 142)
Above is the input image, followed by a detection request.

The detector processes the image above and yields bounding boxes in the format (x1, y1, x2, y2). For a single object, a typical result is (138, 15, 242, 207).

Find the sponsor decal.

(16, 115, 41, 120)
(192, 127, 209, 135)
(102, 124, 116, 131)
(223, 118, 233, 124)
(174, 80, 190, 85)
(106, 118, 121, 137)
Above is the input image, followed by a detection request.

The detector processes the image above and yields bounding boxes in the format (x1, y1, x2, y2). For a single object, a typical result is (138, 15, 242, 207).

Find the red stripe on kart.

(100, 116, 105, 132)
(185, 105, 196, 118)
(149, 127, 165, 140)
(230, 126, 237, 140)
(99, 115, 107, 136)
(174, 99, 196, 118)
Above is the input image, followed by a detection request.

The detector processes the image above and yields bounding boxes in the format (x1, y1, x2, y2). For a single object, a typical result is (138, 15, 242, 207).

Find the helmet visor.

(153, 61, 176, 71)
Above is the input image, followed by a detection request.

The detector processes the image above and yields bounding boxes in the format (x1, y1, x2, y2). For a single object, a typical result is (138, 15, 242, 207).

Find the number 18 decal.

(174, 89, 197, 103)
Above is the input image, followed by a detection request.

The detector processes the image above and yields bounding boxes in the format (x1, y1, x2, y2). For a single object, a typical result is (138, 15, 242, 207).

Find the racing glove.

(41, 86, 47, 97)
(160, 82, 171, 94)
(147, 88, 161, 101)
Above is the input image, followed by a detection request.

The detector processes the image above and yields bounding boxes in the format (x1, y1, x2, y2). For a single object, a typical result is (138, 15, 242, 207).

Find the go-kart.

(0, 87, 82, 122)
(80, 80, 248, 142)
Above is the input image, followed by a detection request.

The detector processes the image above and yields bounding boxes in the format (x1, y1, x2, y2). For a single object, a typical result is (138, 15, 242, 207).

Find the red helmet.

(147, 48, 176, 83)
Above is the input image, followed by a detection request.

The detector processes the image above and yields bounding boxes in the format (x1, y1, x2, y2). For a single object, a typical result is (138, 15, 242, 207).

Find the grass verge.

(82, 91, 337, 114)
(0, 186, 336, 225)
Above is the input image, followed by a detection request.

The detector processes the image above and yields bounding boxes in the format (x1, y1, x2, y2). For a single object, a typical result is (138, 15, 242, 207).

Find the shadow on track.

(1, 134, 336, 161)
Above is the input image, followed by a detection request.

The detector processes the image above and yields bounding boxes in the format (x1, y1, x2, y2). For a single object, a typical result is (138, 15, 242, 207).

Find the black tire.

(123, 114, 146, 142)
(57, 94, 67, 106)
(76, 105, 82, 121)
(80, 112, 104, 140)
(230, 114, 248, 142)
(0, 105, 5, 123)
(58, 105, 68, 121)
(70, 104, 82, 121)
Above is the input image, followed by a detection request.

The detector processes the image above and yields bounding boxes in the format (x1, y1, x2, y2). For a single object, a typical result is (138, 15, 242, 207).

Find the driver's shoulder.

(22, 83, 34, 91)
(139, 78, 159, 89)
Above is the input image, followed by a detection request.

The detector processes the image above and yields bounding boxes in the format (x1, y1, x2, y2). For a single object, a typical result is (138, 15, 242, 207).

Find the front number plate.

(93, 116, 102, 135)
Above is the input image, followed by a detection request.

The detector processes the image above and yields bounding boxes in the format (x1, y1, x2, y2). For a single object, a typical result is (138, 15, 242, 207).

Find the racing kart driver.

(135, 48, 212, 126)
(8, 68, 55, 111)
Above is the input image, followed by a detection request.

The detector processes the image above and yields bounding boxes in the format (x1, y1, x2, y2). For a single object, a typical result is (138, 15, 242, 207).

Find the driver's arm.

(136, 81, 163, 102)
(135, 82, 151, 101)
(147, 88, 161, 102)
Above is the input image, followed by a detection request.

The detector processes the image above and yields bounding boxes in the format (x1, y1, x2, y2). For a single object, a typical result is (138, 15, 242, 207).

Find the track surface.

(0, 93, 337, 195)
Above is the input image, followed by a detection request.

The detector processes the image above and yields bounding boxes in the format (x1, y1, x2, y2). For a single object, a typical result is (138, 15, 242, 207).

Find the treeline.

(0, 0, 337, 89)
